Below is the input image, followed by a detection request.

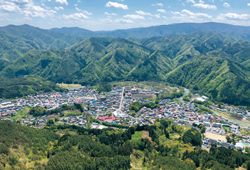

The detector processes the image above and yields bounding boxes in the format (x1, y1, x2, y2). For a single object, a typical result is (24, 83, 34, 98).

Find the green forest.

(1, 120, 250, 170)
(1, 29, 250, 106)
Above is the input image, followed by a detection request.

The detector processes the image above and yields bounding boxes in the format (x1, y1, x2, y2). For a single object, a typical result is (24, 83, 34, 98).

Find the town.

(1, 84, 250, 151)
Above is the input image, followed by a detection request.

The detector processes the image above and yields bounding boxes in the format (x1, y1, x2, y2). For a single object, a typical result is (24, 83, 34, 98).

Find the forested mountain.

(1, 30, 250, 105)
(1, 22, 250, 62)
(0, 24, 85, 61)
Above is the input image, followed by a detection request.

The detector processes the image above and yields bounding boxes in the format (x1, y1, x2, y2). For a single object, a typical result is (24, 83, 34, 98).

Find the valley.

(1, 22, 250, 170)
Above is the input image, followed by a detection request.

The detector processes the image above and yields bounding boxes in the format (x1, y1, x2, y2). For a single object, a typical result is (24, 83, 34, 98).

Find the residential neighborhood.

(1, 84, 250, 151)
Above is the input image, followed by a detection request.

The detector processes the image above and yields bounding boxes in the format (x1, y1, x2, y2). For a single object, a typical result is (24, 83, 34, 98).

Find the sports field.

(205, 132, 227, 142)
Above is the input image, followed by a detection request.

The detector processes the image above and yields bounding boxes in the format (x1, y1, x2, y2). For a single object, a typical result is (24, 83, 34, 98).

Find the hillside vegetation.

(2, 120, 250, 169)
(1, 32, 250, 106)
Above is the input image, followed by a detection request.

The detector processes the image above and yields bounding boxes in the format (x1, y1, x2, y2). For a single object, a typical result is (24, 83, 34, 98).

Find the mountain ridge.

(1, 32, 250, 106)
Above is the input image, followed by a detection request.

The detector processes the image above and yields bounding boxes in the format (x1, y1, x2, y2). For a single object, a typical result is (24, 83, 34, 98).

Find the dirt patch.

(47, 114, 59, 119)
(238, 167, 246, 170)
(205, 132, 227, 142)
(141, 131, 152, 141)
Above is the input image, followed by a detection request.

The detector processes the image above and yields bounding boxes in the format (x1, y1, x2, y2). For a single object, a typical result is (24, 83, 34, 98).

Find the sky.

(0, 0, 250, 31)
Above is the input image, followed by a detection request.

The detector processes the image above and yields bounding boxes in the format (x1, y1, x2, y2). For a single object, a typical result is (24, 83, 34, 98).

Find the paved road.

(119, 87, 125, 111)
(94, 94, 97, 100)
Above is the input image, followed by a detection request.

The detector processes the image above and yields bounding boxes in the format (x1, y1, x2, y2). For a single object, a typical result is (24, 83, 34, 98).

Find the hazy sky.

(0, 0, 250, 31)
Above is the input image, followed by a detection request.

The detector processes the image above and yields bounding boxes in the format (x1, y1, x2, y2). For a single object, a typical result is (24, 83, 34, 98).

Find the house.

(98, 116, 118, 122)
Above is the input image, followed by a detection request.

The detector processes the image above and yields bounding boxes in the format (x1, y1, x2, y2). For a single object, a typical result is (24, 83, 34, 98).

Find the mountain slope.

(51, 22, 250, 40)
(127, 50, 173, 81)
(1, 22, 250, 62)
(1, 32, 250, 106)
(0, 25, 84, 61)
(165, 56, 250, 105)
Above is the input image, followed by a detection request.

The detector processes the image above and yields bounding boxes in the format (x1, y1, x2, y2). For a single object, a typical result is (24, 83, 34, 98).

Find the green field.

(10, 106, 30, 121)
(131, 131, 143, 141)
(57, 83, 82, 89)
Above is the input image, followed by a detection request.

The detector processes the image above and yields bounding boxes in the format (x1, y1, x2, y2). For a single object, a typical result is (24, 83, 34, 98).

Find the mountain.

(50, 22, 250, 40)
(1, 31, 250, 105)
(50, 27, 93, 34)
(0, 24, 84, 61)
(1, 22, 250, 62)
(165, 55, 250, 105)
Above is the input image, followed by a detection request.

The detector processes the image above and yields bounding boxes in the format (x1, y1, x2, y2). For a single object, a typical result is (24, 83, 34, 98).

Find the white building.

(235, 142, 244, 150)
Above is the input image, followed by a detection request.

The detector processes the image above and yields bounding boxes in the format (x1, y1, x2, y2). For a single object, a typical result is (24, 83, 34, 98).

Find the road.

(94, 94, 97, 100)
(119, 87, 125, 111)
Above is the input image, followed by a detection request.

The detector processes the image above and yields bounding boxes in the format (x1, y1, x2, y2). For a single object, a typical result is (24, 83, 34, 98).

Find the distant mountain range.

(1, 22, 250, 62)
(50, 22, 250, 39)
(1, 29, 250, 106)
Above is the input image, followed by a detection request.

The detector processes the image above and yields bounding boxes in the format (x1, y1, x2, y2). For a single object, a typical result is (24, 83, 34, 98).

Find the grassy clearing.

(241, 129, 250, 136)
(130, 150, 146, 170)
(57, 83, 82, 89)
(223, 126, 230, 133)
(131, 131, 143, 141)
(141, 131, 151, 141)
(10, 106, 30, 121)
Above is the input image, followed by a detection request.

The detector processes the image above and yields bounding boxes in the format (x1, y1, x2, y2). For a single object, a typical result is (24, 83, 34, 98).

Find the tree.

(247, 161, 250, 170)
(182, 129, 202, 146)
(232, 133, 236, 138)
(226, 136, 231, 143)
(46, 119, 54, 126)
(164, 129, 170, 139)
(55, 117, 59, 122)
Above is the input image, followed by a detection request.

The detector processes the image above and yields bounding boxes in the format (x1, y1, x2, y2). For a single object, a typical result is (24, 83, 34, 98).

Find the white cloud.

(55, 0, 68, 5)
(0, 2, 21, 12)
(199, 0, 204, 3)
(114, 19, 133, 23)
(223, 2, 230, 8)
(192, 3, 217, 10)
(186, 0, 195, 4)
(162, 16, 168, 19)
(135, 10, 152, 16)
(105, 1, 128, 10)
(247, 3, 250, 7)
(83, 11, 92, 15)
(124, 14, 145, 19)
(152, 3, 163, 7)
(0, 13, 9, 20)
(62, 13, 88, 20)
(75, 7, 92, 15)
(171, 9, 212, 22)
(155, 14, 161, 18)
(54, 6, 64, 10)
(101, 18, 133, 24)
(105, 12, 117, 16)
(0, 0, 57, 18)
(157, 9, 166, 13)
(217, 13, 250, 20)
